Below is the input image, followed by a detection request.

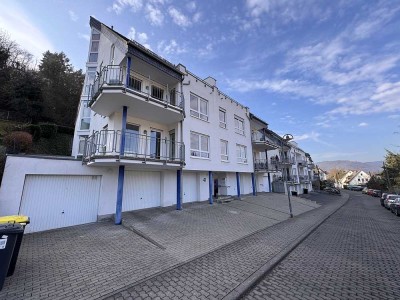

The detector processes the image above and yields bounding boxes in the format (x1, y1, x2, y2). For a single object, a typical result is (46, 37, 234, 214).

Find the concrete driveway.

(0, 193, 319, 300)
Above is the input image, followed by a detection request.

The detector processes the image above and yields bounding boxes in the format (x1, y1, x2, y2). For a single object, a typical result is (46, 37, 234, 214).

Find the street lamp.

(281, 134, 294, 218)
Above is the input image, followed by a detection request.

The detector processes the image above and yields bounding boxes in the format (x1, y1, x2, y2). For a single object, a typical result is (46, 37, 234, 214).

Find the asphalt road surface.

(244, 190, 400, 300)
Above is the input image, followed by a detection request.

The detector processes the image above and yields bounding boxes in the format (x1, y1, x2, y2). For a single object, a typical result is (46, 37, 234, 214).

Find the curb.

(222, 193, 350, 300)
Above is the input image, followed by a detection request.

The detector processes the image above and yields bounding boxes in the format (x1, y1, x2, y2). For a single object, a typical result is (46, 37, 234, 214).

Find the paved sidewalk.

(0, 193, 319, 300)
(103, 193, 348, 300)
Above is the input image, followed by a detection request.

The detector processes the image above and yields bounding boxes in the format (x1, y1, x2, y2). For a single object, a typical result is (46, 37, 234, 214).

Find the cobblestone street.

(244, 191, 400, 300)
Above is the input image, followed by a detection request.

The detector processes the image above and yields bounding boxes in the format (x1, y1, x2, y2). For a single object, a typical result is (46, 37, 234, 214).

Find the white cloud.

(168, 7, 191, 27)
(246, 0, 270, 17)
(0, 1, 54, 61)
(388, 114, 400, 119)
(193, 12, 201, 23)
(294, 131, 320, 142)
(137, 32, 148, 43)
(68, 10, 78, 22)
(127, 27, 136, 40)
(358, 122, 368, 127)
(157, 39, 186, 56)
(146, 4, 164, 26)
(78, 33, 90, 41)
(110, 0, 143, 14)
(186, 1, 196, 12)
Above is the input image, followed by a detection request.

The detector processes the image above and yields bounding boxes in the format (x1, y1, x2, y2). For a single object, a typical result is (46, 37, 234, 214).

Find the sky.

(1, 0, 399, 163)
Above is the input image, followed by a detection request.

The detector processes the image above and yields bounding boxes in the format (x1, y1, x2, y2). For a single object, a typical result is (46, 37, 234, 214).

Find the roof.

(249, 113, 269, 127)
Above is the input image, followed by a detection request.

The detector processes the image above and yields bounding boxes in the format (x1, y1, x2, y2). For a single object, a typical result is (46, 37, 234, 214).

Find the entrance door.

(150, 130, 161, 159)
(125, 124, 140, 155)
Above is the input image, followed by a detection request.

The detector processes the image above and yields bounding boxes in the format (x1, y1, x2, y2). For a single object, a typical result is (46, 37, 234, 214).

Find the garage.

(19, 175, 101, 233)
(183, 172, 198, 203)
(123, 171, 161, 211)
(240, 173, 252, 195)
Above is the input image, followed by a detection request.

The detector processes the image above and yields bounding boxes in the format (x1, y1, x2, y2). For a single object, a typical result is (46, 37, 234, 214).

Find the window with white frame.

(234, 115, 245, 135)
(88, 32, 100, 63)
(190, 93, 208, 121)
(221, 140, 228, 161)
(190, 132, 209, 158)
(219, 108, 226, 128)
(236, 144, 247, 163)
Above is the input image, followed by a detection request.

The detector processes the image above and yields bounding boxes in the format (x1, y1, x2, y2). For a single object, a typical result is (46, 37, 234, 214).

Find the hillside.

(316, 160, 383, 173)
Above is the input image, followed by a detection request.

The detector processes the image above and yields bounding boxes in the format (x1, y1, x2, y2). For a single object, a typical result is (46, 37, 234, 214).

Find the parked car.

(384, 194, 399, 209)
(390, 198, 400, 216)
(381, 193, 388, 206)
(372, 190, 381, 197)
(362, 187, 368, 194)
(367, 189, 374, 195)
(349, 185, 363, 191)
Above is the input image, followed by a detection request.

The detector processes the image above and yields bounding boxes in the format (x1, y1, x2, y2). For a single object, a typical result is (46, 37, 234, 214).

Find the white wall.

(181, 72, 253, 173)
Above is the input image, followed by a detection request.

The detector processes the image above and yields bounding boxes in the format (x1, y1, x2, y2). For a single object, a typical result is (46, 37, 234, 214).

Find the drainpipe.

(251, 173, 256, 196)
(115, 105, 128, 225)
(209, 171, 213, 204)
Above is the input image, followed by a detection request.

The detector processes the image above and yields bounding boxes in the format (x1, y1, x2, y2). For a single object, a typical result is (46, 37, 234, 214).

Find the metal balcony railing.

(254, 159, 281, 172)
(297, 158, 307, 166)
(272, 175, 299, 183)
(270, 156, 295, 165)
(91, 65, 185, 111)
(83, 130, 185, 164)
(299, 175, 310, 183)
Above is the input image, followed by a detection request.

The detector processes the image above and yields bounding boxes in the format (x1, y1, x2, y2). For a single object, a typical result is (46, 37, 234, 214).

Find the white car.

(384, 194, 399, 209)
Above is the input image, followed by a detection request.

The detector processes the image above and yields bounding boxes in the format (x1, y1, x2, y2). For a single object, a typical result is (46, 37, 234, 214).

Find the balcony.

(90, 65, 184, 125)
(272, 175, 299, 183)
(270, 156, 295, 165)
(82, 130, 185, 168)
(297, 158, 307, 166)
(254, 159, 281, 172)
(251, 132, 280, 151)
(299, 175, 310, 183)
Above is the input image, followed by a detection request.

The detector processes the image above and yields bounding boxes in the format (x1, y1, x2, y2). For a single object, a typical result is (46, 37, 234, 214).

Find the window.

(219, 108, 226, 128)
(234, 116, 245, 135)
(78, 136, 88, 155)
(190, 132, 209, 158)
(128, 76, 142, 91)
(91, 41, 99, 52)
(221, 140, 228, 161)
(88, 53, 98, 63)
(190, 93, 208, 121)
(236, 144, 247, 163)
(151, 85, 164, 100)
(80, 101, 91, 130)
(110, 44, 115, 64)
(92, 33, 100, 41)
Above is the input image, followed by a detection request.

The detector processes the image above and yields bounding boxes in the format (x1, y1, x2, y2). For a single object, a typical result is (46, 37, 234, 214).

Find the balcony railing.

(297, 158, 307, 166)
(83, 130, 185, 165)
(91, 65, 184, 111)
(299, 175, 310, 183)
(272, 175, 299, 183)
(254, 159, 281, 172)
(270, 156, 295, 165)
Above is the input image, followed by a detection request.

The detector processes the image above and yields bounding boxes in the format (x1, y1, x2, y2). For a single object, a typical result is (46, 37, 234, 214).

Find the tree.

(39, 51, 84, 126)
(383, 150, 400, 192)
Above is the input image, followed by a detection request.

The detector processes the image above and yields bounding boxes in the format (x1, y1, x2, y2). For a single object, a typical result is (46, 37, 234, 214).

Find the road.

(244, 191, 400, 300)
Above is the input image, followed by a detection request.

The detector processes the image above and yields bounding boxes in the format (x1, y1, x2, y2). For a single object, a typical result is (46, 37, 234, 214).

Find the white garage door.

(20, 175, 101, 233)
(123, 171, 161, 211)
(183, 172, 197, 203)
(240, 173, 252, 195)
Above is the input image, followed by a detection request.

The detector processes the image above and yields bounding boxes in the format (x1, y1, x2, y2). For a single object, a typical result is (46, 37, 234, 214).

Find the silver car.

(384, 194, 399, 209)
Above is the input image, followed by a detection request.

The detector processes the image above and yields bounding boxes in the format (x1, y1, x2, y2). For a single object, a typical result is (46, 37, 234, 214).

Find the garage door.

(123, 171, 161, 211)
(240, 173, 252, 195)
(183, 172, 197, 203)
(20, 175, 101, 233)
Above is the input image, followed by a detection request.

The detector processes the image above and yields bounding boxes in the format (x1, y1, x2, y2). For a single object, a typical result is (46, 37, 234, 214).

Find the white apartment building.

(0, 17, 313, 233)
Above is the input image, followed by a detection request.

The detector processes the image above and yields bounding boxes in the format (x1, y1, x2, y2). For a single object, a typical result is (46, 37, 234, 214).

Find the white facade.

(0, 17, 314, 232)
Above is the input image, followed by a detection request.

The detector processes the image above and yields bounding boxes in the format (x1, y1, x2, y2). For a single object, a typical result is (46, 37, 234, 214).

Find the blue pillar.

(115, 165, 125, 225)
(236, 172, 241, 198)
(115, 106, 128, 225)
(125, 56, 131, 87)
(268, 173, 272, 192)
(177, 169, 182, 210)
(209, 171, 213, 205)
(252, 173, 256, 196)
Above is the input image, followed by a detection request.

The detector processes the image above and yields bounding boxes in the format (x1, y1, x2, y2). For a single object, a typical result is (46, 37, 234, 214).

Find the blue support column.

(268, 173, 272, 192)
(125, 56, 131, 87)
(115, 165, 125, 225)
(252, 173, 256, 196)
(177, 169, 182, 210)
(209, 171, 213, 205)
(115, 106, 128, 225)
(236, 172, 241, 199)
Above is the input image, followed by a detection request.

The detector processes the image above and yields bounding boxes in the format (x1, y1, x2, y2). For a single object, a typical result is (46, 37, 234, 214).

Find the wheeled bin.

(0, 215, 30, 276)
(0, 223, 24, 290)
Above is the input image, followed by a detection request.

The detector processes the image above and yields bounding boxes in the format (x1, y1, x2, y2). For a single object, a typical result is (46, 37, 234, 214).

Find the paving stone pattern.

(244, 191, 400, 300)
(104, 194, 345, 300)
(0, 193, 319, 300)
(122, 193, 319, 261)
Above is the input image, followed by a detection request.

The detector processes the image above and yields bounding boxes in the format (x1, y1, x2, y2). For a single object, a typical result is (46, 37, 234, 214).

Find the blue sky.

(1, 0, 399, 163)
